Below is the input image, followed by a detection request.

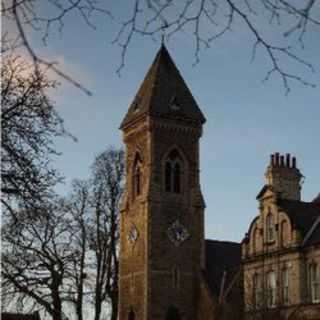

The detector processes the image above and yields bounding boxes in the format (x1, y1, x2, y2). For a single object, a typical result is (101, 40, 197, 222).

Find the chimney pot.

(286, 153, 290, 167)
(292, 157, 296, 168)
(275, 153, 280, 166)
(271, 154, 275, 166)
(280, 155, 285, 167)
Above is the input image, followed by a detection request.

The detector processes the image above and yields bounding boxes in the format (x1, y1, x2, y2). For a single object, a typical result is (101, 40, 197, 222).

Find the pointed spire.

(120, 45, 206, 129)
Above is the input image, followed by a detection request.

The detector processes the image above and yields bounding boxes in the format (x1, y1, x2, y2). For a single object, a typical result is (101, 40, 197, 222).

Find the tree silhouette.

(2, 1, 319, 94)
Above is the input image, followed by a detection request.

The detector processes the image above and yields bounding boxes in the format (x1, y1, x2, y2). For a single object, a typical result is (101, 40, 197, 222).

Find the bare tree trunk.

(51, 274, 63, 320)
(110, 292, 118, 320)
(94, 288, 102, 320)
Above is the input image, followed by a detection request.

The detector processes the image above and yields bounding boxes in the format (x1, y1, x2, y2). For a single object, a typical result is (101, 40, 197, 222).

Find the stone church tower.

(118, 45, 206, 320)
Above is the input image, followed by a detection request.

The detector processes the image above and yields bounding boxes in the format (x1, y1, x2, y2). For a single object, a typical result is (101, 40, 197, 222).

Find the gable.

(256, 185, 276, 200)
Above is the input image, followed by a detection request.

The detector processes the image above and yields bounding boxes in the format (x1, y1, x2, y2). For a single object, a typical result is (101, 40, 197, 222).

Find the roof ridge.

(148, 45, 167, 114)
(205, 239, 241, 245)
(279, 198, 320, 207)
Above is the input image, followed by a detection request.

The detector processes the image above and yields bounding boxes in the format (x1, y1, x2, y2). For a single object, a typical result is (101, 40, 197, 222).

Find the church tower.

(118, 45, 206, 320)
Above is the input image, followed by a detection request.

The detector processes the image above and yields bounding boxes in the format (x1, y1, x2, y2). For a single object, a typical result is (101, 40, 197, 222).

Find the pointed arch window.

(165, 150, 183, 193)
(133, 153, 142, 198)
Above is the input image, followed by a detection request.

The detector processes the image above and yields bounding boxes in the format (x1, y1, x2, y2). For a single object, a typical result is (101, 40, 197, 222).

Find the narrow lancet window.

(173, 163, 181, 193)
(165, 162, 172, 192)
(165, 149, 183, 193)
(133, 153, 142, 199)
(134, 166, 140, 196)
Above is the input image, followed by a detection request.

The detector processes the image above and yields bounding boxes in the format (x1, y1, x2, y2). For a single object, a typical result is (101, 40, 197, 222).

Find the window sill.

(311, 299, 320, 304)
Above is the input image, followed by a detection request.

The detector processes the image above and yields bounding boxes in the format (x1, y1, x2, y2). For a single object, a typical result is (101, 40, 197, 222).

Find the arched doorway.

(128, 308, 135, 320)
(165, 305, 181, 320)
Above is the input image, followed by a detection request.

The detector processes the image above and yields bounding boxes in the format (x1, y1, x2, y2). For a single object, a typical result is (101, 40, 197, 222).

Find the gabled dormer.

(244, 154, 303, 258)
(243, 154, 320, 260)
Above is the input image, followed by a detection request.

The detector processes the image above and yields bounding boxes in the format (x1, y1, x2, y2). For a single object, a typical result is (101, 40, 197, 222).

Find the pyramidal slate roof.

(120, 45, 206, 129)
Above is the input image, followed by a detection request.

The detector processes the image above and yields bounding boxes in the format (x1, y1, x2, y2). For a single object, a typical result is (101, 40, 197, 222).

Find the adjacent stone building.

(242, 153, 320, 319)
(118, 45, 320, 319)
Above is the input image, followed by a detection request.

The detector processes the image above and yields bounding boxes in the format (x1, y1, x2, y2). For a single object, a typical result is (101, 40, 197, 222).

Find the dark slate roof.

(305, 223, 320, 247)
(313, 193, 320, 206)
(120, 45, 206, 129)
(2, 313, 40, 320)
(277, 199, 320, 238)
(205, 239, 241, 297)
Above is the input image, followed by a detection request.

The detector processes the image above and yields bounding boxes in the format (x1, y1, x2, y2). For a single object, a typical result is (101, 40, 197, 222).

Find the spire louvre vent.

(170, 96, 181, 111)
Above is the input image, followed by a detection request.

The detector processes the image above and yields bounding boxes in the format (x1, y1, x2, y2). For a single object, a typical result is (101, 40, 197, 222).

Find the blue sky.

(20, 2, 320, 242)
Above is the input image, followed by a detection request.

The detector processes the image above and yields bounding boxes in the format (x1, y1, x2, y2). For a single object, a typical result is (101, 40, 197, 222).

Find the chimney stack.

(265, 152, 302, 201)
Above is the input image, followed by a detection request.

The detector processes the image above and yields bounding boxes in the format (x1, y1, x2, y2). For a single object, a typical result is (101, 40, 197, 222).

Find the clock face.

(127, 224, 139, 244)
(167, 220, 190, 246)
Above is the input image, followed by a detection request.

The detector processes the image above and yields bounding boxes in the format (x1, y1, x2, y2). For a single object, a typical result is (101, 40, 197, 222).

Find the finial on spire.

(161, 21, 168, 46)
(161, 32, 165, 46)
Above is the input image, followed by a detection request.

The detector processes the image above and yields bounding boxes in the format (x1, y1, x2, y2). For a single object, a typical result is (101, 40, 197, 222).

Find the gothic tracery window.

(165, 149, 183, 193)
